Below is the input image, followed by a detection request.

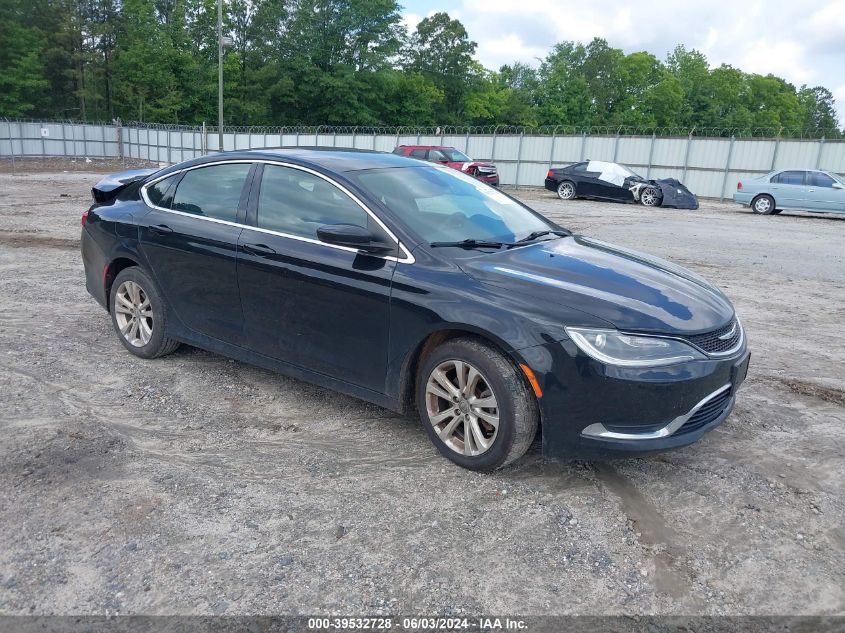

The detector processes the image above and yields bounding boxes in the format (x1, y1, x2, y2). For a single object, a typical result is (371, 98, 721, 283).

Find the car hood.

(460, 235, 734, 335)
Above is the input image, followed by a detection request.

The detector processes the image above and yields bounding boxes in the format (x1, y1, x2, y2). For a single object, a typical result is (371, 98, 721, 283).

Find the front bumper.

(474, 172, 499, 186)
(517, 340, 750, 459)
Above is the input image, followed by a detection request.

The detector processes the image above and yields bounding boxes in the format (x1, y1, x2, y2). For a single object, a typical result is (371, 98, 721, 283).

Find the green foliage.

(0, 1, 841, 135)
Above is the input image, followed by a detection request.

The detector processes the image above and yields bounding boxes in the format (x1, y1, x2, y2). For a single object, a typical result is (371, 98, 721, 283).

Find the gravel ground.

(0, 171, 843, 616)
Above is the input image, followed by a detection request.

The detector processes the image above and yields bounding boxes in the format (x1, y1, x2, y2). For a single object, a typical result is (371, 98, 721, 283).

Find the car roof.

(160, 148, 417, 175)
(397, 145, 455, 151)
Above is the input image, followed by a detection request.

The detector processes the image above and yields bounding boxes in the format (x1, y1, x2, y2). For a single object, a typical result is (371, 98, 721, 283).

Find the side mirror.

(316, 223, 393, 254)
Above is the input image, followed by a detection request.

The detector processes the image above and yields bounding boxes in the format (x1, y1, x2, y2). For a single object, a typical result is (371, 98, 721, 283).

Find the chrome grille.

(678, 387, 732, 434)
(681, 318, 742, 355)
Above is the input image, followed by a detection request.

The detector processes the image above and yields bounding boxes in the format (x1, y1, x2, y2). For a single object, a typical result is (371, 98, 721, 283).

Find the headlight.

(565, 327, 706, 367)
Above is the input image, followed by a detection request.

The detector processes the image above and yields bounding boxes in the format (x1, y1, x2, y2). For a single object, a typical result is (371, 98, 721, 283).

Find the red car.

(392, 145, 499, 186)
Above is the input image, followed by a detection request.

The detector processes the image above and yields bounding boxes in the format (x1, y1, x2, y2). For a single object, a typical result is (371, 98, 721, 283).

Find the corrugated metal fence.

(2, 119, 844, 199)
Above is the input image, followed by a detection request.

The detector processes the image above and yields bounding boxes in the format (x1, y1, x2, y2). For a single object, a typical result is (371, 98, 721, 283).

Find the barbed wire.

(2, 117, 843, 139)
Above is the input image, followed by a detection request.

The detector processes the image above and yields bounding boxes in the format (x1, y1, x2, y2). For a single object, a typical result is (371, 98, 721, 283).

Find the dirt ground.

(0, 171, 843, 616)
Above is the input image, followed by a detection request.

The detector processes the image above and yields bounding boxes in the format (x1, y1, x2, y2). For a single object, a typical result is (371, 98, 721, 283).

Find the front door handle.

(150, 224, 173, 235)
(242, 242, 277, 257)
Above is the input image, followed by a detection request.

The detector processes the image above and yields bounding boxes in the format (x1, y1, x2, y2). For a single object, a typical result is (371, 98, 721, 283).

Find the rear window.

(772, 171, 805, 185)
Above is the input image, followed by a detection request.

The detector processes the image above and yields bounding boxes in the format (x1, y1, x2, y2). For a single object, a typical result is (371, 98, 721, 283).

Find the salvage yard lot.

(0, 170, 843, 615)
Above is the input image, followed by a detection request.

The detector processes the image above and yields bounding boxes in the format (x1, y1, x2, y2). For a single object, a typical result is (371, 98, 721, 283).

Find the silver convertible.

(734, 169, 845, 215)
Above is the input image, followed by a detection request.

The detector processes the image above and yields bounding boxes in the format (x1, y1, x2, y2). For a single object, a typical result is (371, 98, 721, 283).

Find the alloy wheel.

(114, 280, 153, 348)
(641, 187, 659, 206)
(557, 182, 575, 200)
(424, 360, 500, 456)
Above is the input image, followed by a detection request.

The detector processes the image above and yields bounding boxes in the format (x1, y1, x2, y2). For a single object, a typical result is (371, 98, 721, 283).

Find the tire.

(416, 337, 538, 471)
(556, 180, 576, 200)
(640, 186, 660, 207)
(110, 267, 181, 359)
(751, 194, 775, 215)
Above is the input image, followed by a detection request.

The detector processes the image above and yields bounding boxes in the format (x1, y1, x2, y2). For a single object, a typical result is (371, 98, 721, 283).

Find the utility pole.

(217, 0, 224, 152)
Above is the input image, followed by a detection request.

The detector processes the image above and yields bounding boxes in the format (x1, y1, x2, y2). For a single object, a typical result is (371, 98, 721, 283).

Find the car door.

(805, 171, 844, 212)
(573, 162, 611, 198)
(236, 162, 399, 393)
(769, 170, 807, 208)
(138, 161, 255, 343)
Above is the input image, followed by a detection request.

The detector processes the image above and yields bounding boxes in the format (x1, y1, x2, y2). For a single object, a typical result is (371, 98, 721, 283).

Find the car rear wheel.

(556, 181, 576, 200)
(416, 337, 538, 471)
(110, 267, 181, 359)
(751, 194, 775, 215)
(640, 186, 660, 207)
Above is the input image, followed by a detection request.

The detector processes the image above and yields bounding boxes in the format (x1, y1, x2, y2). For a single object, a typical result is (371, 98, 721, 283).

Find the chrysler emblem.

(718, 322, 738, 340)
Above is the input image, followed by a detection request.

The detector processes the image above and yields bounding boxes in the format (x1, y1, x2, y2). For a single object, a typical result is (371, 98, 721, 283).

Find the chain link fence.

(2, 118, 844, 199)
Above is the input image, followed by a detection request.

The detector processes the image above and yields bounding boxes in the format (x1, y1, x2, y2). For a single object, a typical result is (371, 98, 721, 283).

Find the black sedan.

(81, 149, 746, 470)
(545, 160, 699, 209)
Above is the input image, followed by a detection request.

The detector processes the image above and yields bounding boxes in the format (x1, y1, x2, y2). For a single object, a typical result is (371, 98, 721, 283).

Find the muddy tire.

(416, 337, 538, 471)
(110, 267, 181, 359)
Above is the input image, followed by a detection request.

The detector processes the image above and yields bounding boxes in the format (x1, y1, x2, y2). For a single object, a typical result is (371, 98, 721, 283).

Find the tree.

(798, 86, 841, 136)
(0, 18, 51, 117)
(405, 12, 479, 122)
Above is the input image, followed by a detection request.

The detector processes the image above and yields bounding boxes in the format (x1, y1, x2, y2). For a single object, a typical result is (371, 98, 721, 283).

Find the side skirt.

(168, 322, 404, 414)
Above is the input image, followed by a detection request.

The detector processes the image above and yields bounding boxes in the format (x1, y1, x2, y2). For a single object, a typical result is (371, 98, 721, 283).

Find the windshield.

(351, 166, 555, 244)
(442, 149, 472, 162)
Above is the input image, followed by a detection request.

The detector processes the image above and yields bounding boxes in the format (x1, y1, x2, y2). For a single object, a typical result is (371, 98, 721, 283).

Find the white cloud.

(408, 0, 845, 125)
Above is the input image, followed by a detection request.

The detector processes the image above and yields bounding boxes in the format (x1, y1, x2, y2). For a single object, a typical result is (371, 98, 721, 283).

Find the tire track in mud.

(592, 462, 700, 605)
(0, 360, 433, 477)
(0, 232, 79, 250)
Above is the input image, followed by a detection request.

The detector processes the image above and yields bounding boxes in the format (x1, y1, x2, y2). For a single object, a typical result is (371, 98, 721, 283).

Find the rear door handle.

(242, 242, 277, 257)
(150, 224, 173, 235)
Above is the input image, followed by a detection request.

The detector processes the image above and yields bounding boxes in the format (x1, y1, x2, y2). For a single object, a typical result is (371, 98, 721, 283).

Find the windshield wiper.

(515, 229, 570, 244)
(429, 239, 511, 249)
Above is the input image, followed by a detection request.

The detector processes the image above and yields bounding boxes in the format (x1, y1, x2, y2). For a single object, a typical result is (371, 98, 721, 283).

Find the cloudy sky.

(401, 0, 845, 124)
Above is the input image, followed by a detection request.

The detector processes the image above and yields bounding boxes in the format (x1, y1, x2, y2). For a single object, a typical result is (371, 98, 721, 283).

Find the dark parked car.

(545, 160, 699, 209)
(82, 149, 748, 470)
(393, 145, 499, 185)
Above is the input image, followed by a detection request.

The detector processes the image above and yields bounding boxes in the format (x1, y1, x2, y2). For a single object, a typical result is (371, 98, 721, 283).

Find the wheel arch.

(397, 326, 534, 417)
(751, 192, 776, 212)
(104, 256, 141, 311)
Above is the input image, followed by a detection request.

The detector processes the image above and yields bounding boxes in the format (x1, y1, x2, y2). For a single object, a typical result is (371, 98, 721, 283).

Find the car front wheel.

(417, 338, 538, 471)
(640, 186, 660, 206)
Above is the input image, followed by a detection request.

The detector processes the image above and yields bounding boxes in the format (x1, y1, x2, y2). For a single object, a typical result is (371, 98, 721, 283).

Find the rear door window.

(409, 149, 427, 159)
(145, 175, 179, 208)
(170, 163, 252, 222)
(773, 171, 806, 185)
